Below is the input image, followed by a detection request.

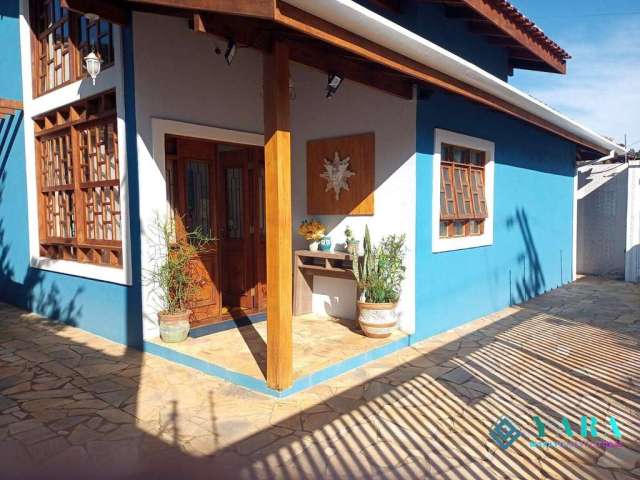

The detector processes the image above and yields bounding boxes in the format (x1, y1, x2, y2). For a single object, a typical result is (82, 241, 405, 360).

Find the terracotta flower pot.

(158, 310, 191, 343)
(357, 302, 397, 338)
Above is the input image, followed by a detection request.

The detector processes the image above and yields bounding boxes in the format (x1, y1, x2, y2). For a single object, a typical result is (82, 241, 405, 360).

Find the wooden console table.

(293, 250, 357, 316)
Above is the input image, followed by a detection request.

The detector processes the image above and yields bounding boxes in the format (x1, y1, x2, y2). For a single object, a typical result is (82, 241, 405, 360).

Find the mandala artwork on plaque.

(320, 151, 356, 200)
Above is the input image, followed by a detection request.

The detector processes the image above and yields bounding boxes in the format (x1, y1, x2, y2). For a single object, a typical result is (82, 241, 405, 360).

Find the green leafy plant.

(147, 216, 211, 315)
(353, 225, 406, 304)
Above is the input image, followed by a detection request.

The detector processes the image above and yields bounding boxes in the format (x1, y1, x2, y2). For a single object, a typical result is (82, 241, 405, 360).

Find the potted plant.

(344, 225, 360, 256)
(147, 216, 210, 343)
(353, 226, 406, 338)
(298, 219, 326, 251)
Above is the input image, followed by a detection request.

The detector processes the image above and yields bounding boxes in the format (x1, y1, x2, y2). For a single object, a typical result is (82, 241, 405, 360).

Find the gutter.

(284, 0, 627, 156)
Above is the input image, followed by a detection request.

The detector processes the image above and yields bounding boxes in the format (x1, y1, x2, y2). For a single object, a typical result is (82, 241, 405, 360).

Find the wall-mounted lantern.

(84, 51, 101, 85)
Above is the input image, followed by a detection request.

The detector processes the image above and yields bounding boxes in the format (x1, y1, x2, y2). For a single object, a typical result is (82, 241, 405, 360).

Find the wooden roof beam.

(368, 0, 403, 14)
(509, 58, 557, 74)
(444, 5, 480, 20)
(61, 0, 129, 25)
(0, 98, 23, 111)
(192, 11, 414, 100)
(131, 0, 276, 19)
(456, 0, 566, 73)
(273, 1, 604, 153)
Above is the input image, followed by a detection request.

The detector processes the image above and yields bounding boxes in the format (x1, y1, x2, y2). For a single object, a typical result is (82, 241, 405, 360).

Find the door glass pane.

(225, 167, 243, 239)
(186, 160, 210, 236)
(258, 165, 265, 235)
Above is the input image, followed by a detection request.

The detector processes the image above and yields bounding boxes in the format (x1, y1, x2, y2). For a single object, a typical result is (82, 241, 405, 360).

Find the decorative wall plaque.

(307, 133, 374, 215)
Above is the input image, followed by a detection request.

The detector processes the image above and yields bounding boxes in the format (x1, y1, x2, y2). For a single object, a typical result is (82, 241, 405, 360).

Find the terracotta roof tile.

(490, 0, 571, 60)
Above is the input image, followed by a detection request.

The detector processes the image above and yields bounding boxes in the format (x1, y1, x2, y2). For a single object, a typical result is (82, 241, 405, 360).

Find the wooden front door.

(218, 147, 266, 315)
(167, 135, 266, 326)
(170, 137, 221, 326)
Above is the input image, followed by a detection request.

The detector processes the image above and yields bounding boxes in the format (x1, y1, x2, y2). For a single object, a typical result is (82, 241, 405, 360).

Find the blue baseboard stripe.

(143, 334, 411, 398)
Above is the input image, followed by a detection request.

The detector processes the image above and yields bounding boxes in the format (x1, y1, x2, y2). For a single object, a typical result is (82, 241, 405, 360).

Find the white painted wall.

(625, 159, 640, 282)
(289, 63, 416, 332)
(133, 12, 417, 337)
(577, 162, 628, 279)
(133, 13, 264, 338)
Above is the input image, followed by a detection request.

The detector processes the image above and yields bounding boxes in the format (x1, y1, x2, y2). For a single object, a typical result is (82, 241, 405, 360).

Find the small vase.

(319, 236, 332, 252)
(309, 240, 319, 252)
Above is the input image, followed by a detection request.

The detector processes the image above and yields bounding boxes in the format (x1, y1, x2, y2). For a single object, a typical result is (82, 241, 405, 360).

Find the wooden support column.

(263, 40, 293, 391)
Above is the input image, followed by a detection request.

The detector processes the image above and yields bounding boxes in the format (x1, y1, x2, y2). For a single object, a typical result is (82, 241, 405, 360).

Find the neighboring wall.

(577, 162, 628, 279)
(415, 90, 575, 341)
(357, 0, 511, 80)
(132, 12, 417, 337)
(0, 0, 143, 346)
(625, 159, 640, 283)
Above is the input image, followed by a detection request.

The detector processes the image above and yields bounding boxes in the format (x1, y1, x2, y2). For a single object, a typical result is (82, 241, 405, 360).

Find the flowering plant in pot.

(297, 219, 326, 251)
(353, 226, 406, 338)
(147, 216, 210, 343)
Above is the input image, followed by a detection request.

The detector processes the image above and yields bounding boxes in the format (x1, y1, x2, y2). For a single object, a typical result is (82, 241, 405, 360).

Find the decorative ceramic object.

(357, 302, 397, 338)
(158, 310, 191, 343)
(309, 240, 319, 252)
(319, 236, 332, 252)
(320, 151, 356, 200)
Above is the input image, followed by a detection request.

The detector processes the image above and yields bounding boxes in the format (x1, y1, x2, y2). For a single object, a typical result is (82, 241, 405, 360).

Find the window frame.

(439, 144, 488, 238)
(34, 91, 123, 268)
(432, 129, 495, 253)
(30, 0, 115, 98)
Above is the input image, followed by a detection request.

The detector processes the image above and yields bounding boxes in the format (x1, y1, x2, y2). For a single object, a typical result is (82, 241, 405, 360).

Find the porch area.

(146, 314, 409, 395)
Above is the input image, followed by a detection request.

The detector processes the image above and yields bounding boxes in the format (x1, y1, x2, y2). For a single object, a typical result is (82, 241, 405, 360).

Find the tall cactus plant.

(354, 225, 406, 304)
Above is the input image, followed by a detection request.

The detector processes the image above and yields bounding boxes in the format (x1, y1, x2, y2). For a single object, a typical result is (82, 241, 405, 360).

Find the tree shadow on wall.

(506, 207, 546, 305)
(0, 112, 83, 326)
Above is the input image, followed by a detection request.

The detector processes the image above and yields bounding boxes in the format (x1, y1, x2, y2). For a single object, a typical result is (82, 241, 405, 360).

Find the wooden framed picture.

(307, 133, 374, 215)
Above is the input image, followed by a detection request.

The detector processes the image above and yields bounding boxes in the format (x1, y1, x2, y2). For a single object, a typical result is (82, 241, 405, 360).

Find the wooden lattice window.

(30, 0, 115, 97)
(78, 16, 114, 68)
(40, 132, 75, 240)
(34, 91, 122, 267)
(440, 144, 488, 238)
(33, 0, 72, 94)
(79, 121, 120, 242)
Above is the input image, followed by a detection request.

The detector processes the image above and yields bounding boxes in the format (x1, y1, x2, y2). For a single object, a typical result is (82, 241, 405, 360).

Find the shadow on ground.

(0, 277, 638, 479)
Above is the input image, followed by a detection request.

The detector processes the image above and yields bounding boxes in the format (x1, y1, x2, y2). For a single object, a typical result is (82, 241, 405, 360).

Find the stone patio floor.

(0, 276, 638, 479)
(147, 313, 407, 381)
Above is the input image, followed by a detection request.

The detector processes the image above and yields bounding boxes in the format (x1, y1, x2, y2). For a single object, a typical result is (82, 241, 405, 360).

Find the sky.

(509, 0, 640, 148)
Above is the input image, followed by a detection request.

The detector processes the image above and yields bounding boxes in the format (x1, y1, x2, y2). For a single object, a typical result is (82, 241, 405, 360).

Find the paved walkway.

(0, 277, 638, 479)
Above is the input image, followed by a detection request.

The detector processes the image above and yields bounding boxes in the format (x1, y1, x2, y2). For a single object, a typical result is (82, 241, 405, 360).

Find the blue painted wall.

(413, 89, 575, 341)
(0, 2, 143, 347)
(357, 0, 511, 80)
